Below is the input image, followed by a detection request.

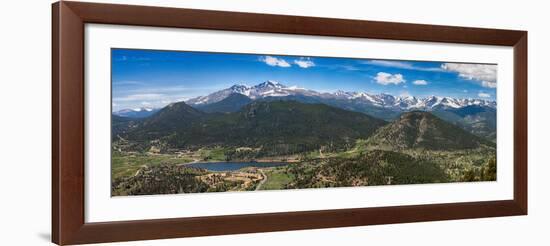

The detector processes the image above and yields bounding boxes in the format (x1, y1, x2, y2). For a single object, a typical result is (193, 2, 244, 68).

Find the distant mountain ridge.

(433, 105, 497, 141)
(114, 81, 495, 117)
(113, 107, 160, 118)
(185, 80, 496, 111)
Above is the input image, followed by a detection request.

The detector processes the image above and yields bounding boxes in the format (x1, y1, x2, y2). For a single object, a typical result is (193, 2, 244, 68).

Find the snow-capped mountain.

(186, 80, 321, 105)
(327, 91, 495, 110)
(186, 81, 496, 111)
(113, 107, 160, 118)
(381, 95, 496, 110)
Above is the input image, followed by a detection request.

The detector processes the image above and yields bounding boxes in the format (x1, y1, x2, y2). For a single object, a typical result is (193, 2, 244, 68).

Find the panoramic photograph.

(111, 48, 497, 196)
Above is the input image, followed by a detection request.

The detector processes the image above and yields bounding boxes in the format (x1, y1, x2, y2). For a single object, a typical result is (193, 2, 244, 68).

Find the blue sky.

(112, 48, 497, 111)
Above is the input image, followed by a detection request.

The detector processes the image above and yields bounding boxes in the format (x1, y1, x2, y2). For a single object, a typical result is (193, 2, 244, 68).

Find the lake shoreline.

(179, 158, 300, 166)
(182, 161, 291, 172)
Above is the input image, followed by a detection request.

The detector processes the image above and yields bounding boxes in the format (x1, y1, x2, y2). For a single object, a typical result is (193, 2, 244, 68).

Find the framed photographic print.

(52, 1, 527, 245)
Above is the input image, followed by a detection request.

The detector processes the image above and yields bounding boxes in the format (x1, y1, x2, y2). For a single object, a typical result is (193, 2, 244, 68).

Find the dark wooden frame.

(52, 1, 527, 245)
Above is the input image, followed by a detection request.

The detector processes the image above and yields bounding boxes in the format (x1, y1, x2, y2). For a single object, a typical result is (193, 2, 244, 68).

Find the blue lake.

(187, 162, 289, 171)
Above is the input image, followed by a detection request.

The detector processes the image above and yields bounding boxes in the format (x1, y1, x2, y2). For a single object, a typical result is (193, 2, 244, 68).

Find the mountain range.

(185, 80, 496, 112)
(113, 107, 160, 118)
(184, 81, 497, 141)
(114, 81, 495, 118)
(113, 81, 497, 147)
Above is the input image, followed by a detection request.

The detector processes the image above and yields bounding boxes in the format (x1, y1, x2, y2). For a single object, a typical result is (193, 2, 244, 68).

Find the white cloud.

(339, 65, 360, 71)
(368, 60, 442, 72)
(259, 56, 291, 67)
(375, 72, 406, 85)
(441, 63, 497, 88)
(113, 80, 145, 86)
(141, 101, 151, 105)
(113, 93, 164, 102)
(293, 58, 315, 68)
(478, 92, 491, 98)
(481, 81, 497, 88)
(116, 56, 151, 62)
(324, 64, 360, 71)
(370, 60, 411, 68)
(412, 80, 428, 85)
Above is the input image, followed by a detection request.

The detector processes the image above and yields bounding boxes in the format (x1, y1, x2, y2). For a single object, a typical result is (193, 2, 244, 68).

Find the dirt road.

(255, 169, 267, 191)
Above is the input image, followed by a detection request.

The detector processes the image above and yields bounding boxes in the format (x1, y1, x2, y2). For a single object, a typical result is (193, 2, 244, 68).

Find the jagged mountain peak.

(230, 83, 251, 89)
(256, 80, 285, 88)
(186, 80, 303, 105)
